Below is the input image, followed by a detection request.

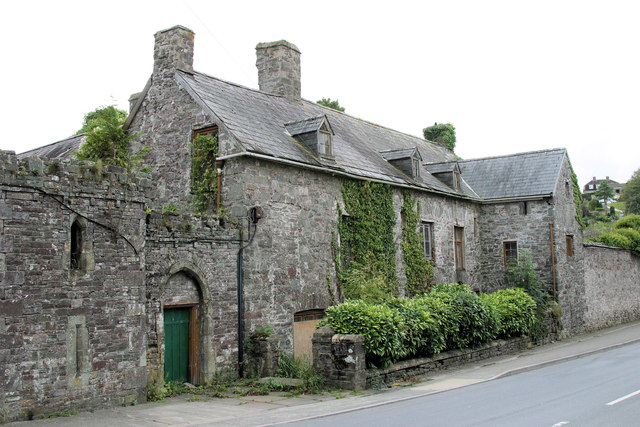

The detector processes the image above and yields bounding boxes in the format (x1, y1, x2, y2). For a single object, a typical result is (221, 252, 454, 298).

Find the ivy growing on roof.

(423, 123, 456, 152)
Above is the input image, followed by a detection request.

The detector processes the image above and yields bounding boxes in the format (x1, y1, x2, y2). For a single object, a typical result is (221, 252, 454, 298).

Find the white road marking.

(552, 422, 569, 426)
(607, 389, 640, 406)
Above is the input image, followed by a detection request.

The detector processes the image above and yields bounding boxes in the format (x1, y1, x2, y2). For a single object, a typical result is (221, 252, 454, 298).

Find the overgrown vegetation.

(74, 106, 146, 169)
(317, 98, 345, 112)
(275, 354, 325, 393)
(335, 180, 397, 300)
(190, 134, 219, 214)
(423, 123, 456, 152)
(323, 283, 536, 368)
(400, 191, 434, 296)
(567, 160, 586, 229)
(621, 167, 640, 215)
(587, 214, 640, 255)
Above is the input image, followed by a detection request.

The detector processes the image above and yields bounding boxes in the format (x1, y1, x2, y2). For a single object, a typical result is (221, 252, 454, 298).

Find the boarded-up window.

(293, 310, 325, 360)
(566, 235, 574, 257)
(454, 226, 464, 270)
(503, 241, 518, 265)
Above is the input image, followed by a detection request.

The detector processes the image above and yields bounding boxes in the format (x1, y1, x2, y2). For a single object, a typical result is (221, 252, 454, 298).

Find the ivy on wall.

(568, 159, 586, 230)
(335, 180, 397, 300)
(400, 190, 434, 296)
(190, 134, 218, 214)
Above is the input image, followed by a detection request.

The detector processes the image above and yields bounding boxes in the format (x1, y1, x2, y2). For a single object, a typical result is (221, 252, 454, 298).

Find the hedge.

(324, 283, 536, 367)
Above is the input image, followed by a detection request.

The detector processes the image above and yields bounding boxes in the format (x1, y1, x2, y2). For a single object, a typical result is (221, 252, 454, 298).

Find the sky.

(1, 0, 639, 188)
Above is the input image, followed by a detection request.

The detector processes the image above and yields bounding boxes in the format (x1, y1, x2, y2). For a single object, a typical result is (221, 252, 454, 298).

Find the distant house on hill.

(583, 176, 625, 199)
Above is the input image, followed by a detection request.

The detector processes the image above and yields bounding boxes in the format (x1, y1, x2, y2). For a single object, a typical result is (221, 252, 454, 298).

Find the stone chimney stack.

(256, 41, 301, 100)
(153, 25, 194, 76)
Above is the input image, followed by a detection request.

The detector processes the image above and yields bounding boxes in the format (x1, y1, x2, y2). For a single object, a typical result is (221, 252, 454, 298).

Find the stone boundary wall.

(582, 243, 640, 331)
(312, 327, 528, 390)
(1, 151, 150, 422)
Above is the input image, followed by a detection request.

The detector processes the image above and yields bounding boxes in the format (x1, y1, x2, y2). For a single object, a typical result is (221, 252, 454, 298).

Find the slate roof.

(284, 116, 327, 136)
(17, 134, 85, 160)
(380, 148, 420, 161)
(175, 70, 469, 197)
(424, 162, 459, 174)
(458, 148, 566, 200)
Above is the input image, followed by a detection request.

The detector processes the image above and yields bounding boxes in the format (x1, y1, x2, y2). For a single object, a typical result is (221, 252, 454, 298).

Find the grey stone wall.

(0, 152, 149, 422)
(582, 244, 640, 330)
(144, 211, 239, 385)
(255, 40, 301, 100)
(551, 155, 586, 333)
(312, 327, 366, 390)
(477, 199, 554, 293)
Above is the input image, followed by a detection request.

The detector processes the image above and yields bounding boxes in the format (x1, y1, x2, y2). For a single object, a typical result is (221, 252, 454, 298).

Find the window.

(520, 201, 528, 215)
(503, 241, 518, 265)
(70, 219, 83, 270)
(412, 157, 421, 178)
(454, 226, 464, 270)
(454, 171, 461, 190)
(191, 126, 219, 212)
(421, 222, 434, 260)
(318, 129, 332, 156)
(566, 235, 574, 257)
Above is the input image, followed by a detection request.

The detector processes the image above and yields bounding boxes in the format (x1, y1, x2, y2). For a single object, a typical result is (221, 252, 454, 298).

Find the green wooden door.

(164, 308, 190, 382)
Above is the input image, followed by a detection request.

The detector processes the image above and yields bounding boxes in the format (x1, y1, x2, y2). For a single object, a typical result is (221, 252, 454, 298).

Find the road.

(286, 341, 640, 427)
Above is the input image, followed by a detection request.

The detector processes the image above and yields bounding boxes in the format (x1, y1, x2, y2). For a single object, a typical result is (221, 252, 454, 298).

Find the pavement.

(9, 320, 640, 427)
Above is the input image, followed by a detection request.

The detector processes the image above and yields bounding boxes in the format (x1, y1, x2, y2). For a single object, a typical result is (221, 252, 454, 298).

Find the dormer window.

(285, 115, 335, 160)
(380, 147, 423, 179)
(425, 161, 463, 191)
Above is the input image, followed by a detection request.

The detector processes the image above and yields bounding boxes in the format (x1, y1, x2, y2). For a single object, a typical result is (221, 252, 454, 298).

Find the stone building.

(2, 25, 633, 421)
(583, 176, 625, 199)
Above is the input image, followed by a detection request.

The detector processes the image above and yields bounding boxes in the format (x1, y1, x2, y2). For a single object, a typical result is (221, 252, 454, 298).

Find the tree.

(74, 106, 136, 167)
(317, 97, 345, 112)
(594, 180, 615, 210)
(423, 123, 456, 152)
(621, 168, 640, 214)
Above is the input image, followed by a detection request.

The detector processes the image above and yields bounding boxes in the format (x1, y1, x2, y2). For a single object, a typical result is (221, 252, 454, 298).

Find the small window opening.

(70, 220, 83, 270)
(454, 226, 464, 270)
(412, 157, 421, 178)
(454, 171, 461, 190)
(503, 241, 518, 265)
(318, 129, 332, 156)
(566, 235, 574, 257)
(520, 201, 529, 215)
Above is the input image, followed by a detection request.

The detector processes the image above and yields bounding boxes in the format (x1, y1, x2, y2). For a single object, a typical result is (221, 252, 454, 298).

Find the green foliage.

(190, 134, 219, 214)
(423, 123, 456, 152)
(621, 168, 640, 214)
(388, 297, 444, 357)
(594, 180, 615, 208)
(587, 198, 602, 210)
(400, 191, 434, 296)
(589, 231, 631, 248)
(568, 161, 586, 229)
(251, 324, 275, 338)
(340, 258, 395, 302)
(317, 97, 345, 112)
(429, 283, 498, 348)
(325, 299, 405, 367)
(615, 214, 640, 231)
(74, 106, 140, 168)
(481, 288, 536, 338)
(505, 251, 547, 307)
(337, 180, 397, 300)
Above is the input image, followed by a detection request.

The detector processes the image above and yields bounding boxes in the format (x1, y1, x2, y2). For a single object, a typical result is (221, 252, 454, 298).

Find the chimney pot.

(256, 40, 301, 100)
(606, 176, 609, 180)
(153, 25, 194, 75)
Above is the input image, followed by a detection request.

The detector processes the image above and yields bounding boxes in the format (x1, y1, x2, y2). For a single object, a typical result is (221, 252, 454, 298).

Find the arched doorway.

(163, 270, 202, 384)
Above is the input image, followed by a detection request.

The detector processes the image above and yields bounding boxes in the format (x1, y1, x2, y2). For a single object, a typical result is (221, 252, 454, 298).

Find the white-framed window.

(421, 222, 434, 260)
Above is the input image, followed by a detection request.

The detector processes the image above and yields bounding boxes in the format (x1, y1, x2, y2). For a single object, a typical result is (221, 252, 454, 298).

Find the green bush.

(429, 283, 498, 348)
(505, 252, 547, 307)
(591, 232, 632, 249)
(615, 214, 640, 231)
(324, 300, 405, 367)
(388, 297, 444, 357)
(481, 288, 536, 338)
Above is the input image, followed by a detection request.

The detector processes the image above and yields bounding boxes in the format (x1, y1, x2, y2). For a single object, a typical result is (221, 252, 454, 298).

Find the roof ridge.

(458, 147, 566, 163)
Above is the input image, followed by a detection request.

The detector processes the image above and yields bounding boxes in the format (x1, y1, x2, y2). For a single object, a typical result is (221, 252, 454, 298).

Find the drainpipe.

(215, 160, 224, 215)
(549, 222, 557, 301)
(237, 207, 262, 377)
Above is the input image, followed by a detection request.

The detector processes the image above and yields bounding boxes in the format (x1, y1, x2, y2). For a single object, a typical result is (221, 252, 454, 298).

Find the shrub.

(615, 214, 640, 231)
(340, 260, 395, 302)
(505, 252, 547, 307)
(481, 288, 536, 338)
(388, 297, 444, 357)
(429, 283, 498, 348)
(324, 300, 405, 367)
(591, 232, 632, 249)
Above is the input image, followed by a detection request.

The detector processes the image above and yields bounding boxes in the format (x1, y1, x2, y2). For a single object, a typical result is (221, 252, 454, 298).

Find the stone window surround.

(421, 221, 434, 261)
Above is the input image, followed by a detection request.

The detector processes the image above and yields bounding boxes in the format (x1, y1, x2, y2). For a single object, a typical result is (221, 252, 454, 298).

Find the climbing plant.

(567, 159, 586, 230)
(400, 191, 434, 296)
(336, 180, 397, 300)
(423, 123, 456, 152)
(190, 134, 218, 214)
